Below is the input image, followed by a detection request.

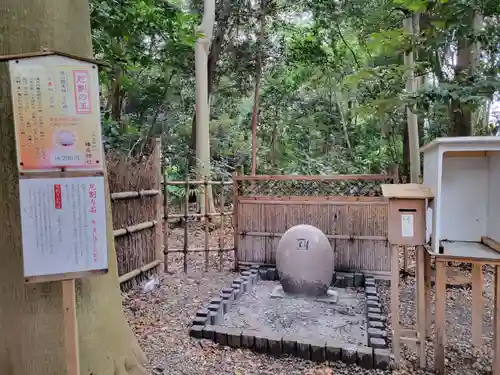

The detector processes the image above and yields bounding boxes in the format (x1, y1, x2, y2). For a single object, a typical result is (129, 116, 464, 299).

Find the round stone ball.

(276, 224, 334, 296)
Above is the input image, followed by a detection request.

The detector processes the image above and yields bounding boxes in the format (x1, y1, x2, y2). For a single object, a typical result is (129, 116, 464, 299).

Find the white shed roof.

(419, 136, 500, 153)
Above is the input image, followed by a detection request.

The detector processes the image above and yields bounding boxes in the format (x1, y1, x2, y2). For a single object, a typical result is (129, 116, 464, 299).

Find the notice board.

(9, 54, 104, 172)
(7, 52, 109, 282)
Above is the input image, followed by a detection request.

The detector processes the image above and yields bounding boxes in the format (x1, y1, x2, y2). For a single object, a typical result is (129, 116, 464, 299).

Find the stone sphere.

(276, 224, 334, 296)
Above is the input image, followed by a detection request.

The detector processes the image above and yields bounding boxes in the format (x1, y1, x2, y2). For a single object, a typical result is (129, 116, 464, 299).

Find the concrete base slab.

(269, 285, 339, 304)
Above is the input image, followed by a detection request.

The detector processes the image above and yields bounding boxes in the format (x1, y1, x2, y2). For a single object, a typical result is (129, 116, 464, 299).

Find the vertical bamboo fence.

(162, 177, 235, 272)
(107, 138, 164, 290)
(233, 173, 397, 276)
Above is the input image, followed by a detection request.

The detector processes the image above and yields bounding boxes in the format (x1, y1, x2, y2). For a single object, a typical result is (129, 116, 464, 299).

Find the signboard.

(401, 214, 415, 238)
(19, 176, 108, 278)
(9, 54, 103, 172)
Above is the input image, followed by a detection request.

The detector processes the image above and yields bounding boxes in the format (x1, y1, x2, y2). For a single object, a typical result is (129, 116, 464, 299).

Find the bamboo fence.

(233, 172, 397, 276)
(107, 138, 164, 290)
(162, 177, 234, 272)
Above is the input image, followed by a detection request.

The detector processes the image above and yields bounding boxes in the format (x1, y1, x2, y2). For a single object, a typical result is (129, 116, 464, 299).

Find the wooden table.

(431, 239, 500, 375)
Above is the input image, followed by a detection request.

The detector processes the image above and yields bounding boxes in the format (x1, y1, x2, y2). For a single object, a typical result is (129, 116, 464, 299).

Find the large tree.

(0, 1, 148, 374)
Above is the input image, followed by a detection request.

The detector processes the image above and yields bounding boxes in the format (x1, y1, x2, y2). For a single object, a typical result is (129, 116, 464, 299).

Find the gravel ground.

(221, 281, 367, 345)
(123, 227, 496, 375)
(378, 249, 495, 374)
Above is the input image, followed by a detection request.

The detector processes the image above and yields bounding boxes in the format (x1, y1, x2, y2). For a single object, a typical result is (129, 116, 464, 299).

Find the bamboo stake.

(166, 247, 235, 253)
(113, 221, 157, 238)
(165, 180, 233, 185)
(164, 172, 169, 272)
(110, 190, 160, 200)
(118, 260, 162, 284)
(232, 171, 239, 271)
(166, 212, 233, 219)
(183, 175, 189, 273)
(219, 174, 225, 271)
(204, 176, 209, 272)
(154, 138, 164, 273)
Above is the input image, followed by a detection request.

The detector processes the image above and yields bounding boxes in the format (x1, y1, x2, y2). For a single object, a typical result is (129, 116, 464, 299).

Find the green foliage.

(91, 0, 500, 182)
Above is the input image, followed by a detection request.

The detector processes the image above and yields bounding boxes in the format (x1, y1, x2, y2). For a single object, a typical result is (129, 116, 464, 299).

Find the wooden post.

(163, 173, 169, 272)
(434, 260, 446, 375)
(62, 279, 80, 375)
(416, 245, 426, 368)
(472, 263, 483, 347)
(183, 175, 189, 273)
(232, 171, 239, 271)
(204, 176, 209, 271)
(219, 175, 225, 271)
(494, 265, 500, 375)
(154, 138, 164, 273)
(424, 248, 432, 338)
(391, 244, 401, 364)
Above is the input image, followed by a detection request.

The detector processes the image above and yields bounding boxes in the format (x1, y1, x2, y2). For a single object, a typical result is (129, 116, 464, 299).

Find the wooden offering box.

(382, 183, 433, 246)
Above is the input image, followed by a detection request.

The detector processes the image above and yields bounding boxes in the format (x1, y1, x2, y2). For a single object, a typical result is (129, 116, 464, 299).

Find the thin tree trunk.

(195, 0, 216, 214)
(250, 0, 265, 175)
(449, 10, 476, 136)
(190, 0, 232, 171)
(404, 14, 420, 183)
(0, 1, 147, 374)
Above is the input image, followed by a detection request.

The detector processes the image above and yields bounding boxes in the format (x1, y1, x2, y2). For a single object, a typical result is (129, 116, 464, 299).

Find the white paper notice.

(19, 176, 108, 277)
(401, 214, 414, 238)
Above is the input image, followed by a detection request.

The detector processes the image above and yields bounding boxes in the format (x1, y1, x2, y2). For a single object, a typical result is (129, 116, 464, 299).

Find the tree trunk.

(189, 0, 232, 172)
(195, 0, 216, 214)
(404, 14, 420, 183)
(250, 0, 265, 175)
(0, 1, 148, 374)
(449, 11, 477, 137)
(111, 64, 123, 125)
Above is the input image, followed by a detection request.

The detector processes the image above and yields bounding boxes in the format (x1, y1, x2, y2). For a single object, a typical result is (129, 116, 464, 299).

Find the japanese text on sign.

(19, 176, 108, 278)
(9, 54, 103, 172)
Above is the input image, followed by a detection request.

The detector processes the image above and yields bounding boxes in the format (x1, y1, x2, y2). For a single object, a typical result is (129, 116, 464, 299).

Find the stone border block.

(296, 341, 311, 360)
(266, 268, 278, 281)
(282, 335, 298, 356)
(325, 339, 342, 362)
(364, 276, 389, 350)
(254, 333, 269, 353)
(189, 325, 203, 339)
(335, 275, 345, 288)
(344, 273, 354, 288)
(266, 333, 282, 356)
(374, 348, 392, 370)
(354, 272, 364, 287)
(192, 316, 207, 326)
(258, 268, 268, 280)
(241, 330, 256, 349)
(202, 325, 215, 340)
(309, 341, 326, 362)
(357, 346, 374, 369)
(214, 326, 229, 345)
(341, 344, 357, 364)
(226, 328, 242, 348)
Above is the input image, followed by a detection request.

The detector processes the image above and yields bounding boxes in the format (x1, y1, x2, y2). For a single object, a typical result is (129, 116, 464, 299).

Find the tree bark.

(189, 0, 232, 171)
(250, 0, 265, 175)
(404, 14, 420, 183)
(0, 1, 148, 374)
(449, 10, 477, 137)
(195, 0, 216, 214)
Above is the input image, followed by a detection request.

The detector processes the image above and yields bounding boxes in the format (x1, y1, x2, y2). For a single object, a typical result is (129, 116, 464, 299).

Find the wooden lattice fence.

(163, 177, 235, 272)
(233, 174, 397, 277)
